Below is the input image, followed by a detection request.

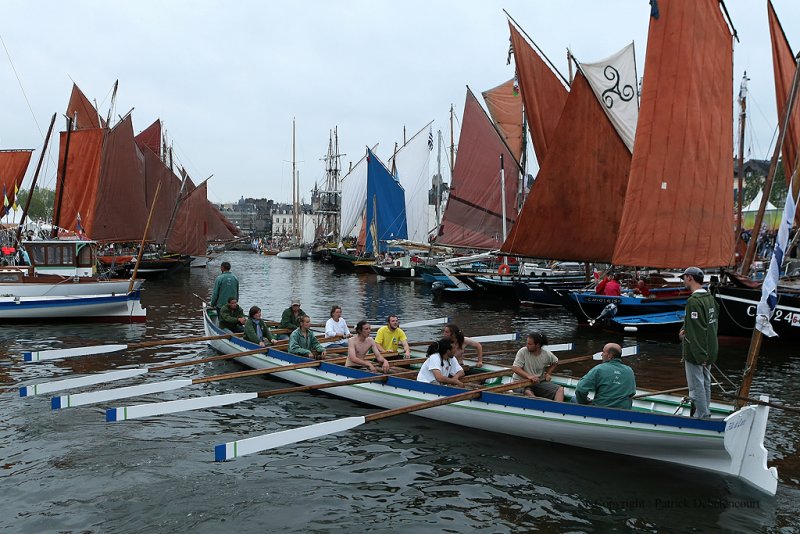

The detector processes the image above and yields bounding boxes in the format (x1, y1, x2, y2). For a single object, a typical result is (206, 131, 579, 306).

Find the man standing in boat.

(210, 261, 239, 310)
(510, 332, 564, 401)
(573, 343, 635, 409)
(375, 315, 411, 359)
(679, 266, 718, 419)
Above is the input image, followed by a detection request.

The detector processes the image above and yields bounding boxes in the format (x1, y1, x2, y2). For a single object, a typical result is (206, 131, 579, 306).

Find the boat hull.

(0, 275, 143, 297)
(276, 247, 308, 260)
(714, 285, 800, 339)
(544, 287, 688, 324)
(202, 307, 777, 495)
(0, 291, 146, 323)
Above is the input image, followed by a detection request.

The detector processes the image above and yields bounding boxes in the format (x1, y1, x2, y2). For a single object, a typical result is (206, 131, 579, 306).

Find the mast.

(16, 113, 56, 244)
(740, 53, 800, 275)
(735, 72, 748, 241)
(51, 116, 74, 239)
(500, 153, 508, 263)
(292, 117, 299, 242)
(567, 48, 573, 83)
(435, 129, 443, 227)
(449, 104, 455, 176)
(105, 80, 118, 128)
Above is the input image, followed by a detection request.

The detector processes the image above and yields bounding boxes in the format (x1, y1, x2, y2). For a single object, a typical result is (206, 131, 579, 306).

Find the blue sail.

(365, 149, 407, 254)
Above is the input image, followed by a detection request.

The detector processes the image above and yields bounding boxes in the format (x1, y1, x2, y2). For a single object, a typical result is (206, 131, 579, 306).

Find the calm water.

(1, 252, 799, 533)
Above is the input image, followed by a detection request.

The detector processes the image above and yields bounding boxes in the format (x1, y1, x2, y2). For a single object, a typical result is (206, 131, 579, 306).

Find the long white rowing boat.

(200, 305, 778, 495)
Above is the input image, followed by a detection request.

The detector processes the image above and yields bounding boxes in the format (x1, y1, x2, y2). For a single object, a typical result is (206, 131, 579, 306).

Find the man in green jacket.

(219, 296, 246, 332)
(211, 261, 239, 310)
(679, 266, 719, 419)
(573, 343, 636, 409)
(279, 298, 306, 339)
(289, 315, 326, 359)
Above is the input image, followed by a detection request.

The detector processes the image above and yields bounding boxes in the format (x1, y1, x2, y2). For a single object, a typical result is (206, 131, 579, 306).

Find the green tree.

(15, 187, 55, 222)
(742, 160, 789, 208)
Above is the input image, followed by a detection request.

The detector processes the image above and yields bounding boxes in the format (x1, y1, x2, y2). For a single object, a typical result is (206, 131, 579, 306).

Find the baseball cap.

(682, 266, 704, 278)
(291, 298, 301, 306)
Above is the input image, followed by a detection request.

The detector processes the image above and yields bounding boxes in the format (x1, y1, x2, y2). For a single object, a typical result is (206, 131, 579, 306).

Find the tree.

(742, 160, 789, 208)
(14, 187, 55, 221)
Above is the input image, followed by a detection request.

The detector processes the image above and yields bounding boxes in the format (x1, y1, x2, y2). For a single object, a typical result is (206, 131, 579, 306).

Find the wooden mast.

(16, 113, 56, 244)
(449, 104, 455, 177)
(51, 115, 74, 239)
(735, 72, 748, 242)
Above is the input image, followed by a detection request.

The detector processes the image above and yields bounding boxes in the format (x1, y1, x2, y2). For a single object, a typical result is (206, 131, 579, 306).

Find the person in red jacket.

(595, 273, 622, 296)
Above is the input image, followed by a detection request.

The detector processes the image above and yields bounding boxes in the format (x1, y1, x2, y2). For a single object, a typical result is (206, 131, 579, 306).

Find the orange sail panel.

(0, 150, 33, 206)
(207, 202, 237, 241)
(138, 140, 181, 244)
(501, 72, 630, 261)
(66, 84, 104, 130)
(509, 21, 568, 164)
(768, 0, 800, 200)
(437, 88, 519, 250)
(612, 0, 734, 268)
(168, 180, 207, 257)
(136, 119, 162, 158)
(54, 128, 104, 235)
(482, 79, 524, 163)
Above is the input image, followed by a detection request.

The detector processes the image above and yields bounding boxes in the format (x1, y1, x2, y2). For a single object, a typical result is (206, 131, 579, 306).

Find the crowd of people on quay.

(210, 261, 719, 417)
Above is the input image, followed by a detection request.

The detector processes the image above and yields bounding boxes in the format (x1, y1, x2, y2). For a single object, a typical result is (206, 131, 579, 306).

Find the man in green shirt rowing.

(573, 343, 636, 409)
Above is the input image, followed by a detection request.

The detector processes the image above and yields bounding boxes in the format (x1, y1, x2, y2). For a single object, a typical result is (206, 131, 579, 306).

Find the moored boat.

(0, 290, 145, 323)
(201, 305, 778, 495)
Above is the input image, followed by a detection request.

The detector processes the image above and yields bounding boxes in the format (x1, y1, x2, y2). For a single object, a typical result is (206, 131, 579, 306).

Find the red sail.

(139, 145, 182, 244)
(482, 79, 524, 163)
(509, 21, 568, 164)
(207, 201, 237, 241)
(768, 0, 800, 202)
(501, 72, 631, 261)
(135, 119, 162, 158)
(54, 128, 104, 234)
(168, 179, 208, 257)
(66, 84, 105, 130)
(0, 150, 33, 206)
(437, 88, 519, 250)
(612, 0, 734, 268)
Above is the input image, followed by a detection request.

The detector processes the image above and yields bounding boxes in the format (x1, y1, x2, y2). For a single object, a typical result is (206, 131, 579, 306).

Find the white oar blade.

(592, 345, 639, 360)
(23, 344, 129, 363)
(107, 392, 258, 421)
(402, 317, 450, 329)
(51, 379, 193, 410)
(548, 342, 575, 352)
(471, 333, 519, 343)
(20, 368, 148, 397)
(215, 416, 366, 461)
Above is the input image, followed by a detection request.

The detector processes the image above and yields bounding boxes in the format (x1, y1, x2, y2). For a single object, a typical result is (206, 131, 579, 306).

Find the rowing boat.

(200, 305, 778, 495)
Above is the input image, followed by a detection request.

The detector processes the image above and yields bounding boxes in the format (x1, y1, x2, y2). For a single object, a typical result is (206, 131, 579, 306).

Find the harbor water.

(1, 252, 798, 532)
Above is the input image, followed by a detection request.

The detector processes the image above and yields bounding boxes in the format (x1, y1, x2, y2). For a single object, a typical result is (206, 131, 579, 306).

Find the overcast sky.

(2, 1, 800, 206)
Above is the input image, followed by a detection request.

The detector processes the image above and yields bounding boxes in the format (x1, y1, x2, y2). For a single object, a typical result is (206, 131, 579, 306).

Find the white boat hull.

(202, 307, 777, 495)
(276, 247, 308, 260)
(0, 292, 146, 322)
(0, 278, 144, 298)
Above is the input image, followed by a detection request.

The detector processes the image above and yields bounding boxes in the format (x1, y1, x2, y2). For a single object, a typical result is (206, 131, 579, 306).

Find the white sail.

(389, 122, 434, 244)
(339, 147, 375, 239)
(580, 42, 639, 152)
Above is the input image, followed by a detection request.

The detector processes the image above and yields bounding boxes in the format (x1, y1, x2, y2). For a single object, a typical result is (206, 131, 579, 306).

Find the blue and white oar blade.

(51, 379, 193, 409)
(107, 392, 258, 421)
(215, 416, 367, 461)
(20, 368, 148, 397)
(23, 344, 129, 363)
(402, 317, 450, 329)
(471, 333, 519, 343)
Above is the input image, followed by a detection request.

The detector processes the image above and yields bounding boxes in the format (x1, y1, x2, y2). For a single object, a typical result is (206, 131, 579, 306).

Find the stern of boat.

(723, 397, 778, 496)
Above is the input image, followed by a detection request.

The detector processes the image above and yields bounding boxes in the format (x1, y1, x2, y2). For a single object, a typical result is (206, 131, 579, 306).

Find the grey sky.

(2, 1, 799, 206)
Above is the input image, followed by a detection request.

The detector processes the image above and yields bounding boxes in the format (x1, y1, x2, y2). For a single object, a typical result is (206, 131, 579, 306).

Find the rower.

(510, 332, 564, 402)
(443, 323, 483, 369)
(279, 298, 306, 340)
(219, 296, 246, 333)
(375, 314, 411, 359)
(346, 320, 390, 373)
(416, 339, 465, 386)
(572, 343, 636, 409)
(288, 315, 326, 360)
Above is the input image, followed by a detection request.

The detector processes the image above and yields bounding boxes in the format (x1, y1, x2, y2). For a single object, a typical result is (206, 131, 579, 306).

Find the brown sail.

(768, 0, 800, 204)
(66, 84, 105, 130)
(53, 127, 104, 234)
(482, 79, 524, 163)
(0, 150, 33, 209)
(612, 0, 734, 268)
(167, 179, 208, 257)
(136, 119, 162, 157)
(500, 72, 631, 261)
(207, 202, 237, 241)
(508, 21, 568, 164)
(436, 88, 519, 250)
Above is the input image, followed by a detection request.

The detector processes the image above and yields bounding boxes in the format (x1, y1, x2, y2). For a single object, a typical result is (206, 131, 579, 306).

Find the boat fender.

(394, 260, 402, 267)
(498, 264, 511, 275)
(624, 326, 638, 333)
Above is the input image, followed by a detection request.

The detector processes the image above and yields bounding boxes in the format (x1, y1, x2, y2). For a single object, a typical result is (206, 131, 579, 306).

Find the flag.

(650, 0, 659, 20)
(76, 212, 85, 239)
(12, 184, 19, 211)
(427, 130, 434, 151)
(506, 36, 514, 65)
(755, 183, 798, 336)
(1, 185, 7, 218)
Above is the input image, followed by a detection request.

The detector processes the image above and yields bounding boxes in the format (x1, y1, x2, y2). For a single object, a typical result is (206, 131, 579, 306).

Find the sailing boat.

(277, 119, 308, 259)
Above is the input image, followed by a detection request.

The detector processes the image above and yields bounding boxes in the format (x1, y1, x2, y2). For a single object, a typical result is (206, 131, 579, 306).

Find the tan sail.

(508, 21, 569, 164)
(768, 0, 800, 208)
(482, 79, 524, 163)
(612, 0, 734, 268)
(500, 72, 630, 261)
(0, 150, 33, 210)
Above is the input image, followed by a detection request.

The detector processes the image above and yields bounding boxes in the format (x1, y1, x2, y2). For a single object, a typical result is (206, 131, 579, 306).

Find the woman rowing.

(243, 306, 277, 347)
(325, 305, 351, 348)
(416, 338, 465, 386)
(443, 323, 484, 368)
(346, 320, 390, 373)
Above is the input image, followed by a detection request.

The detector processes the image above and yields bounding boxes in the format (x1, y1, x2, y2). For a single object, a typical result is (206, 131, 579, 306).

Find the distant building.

(733, 158, 770, 194)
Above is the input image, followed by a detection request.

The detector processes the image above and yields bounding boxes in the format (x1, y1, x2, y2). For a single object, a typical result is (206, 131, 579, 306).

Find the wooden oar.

(214, 378, 535, 461)
(51, 355, 428, 410)
(20, 337, 337, 397)
(22, 333, 244, 363)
